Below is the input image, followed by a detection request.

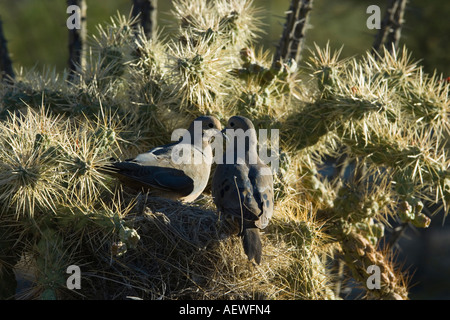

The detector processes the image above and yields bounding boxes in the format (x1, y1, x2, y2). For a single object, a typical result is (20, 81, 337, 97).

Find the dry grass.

(55, 190, 333, 300)
(1, 2, 449, 301)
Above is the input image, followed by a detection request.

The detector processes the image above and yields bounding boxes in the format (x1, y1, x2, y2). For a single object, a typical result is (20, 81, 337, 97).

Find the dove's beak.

(206, 128, 229, 144)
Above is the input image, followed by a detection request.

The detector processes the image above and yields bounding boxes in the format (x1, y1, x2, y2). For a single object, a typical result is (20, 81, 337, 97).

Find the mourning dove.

(107, 116, 222, 202)
(212, 116, 274, 264)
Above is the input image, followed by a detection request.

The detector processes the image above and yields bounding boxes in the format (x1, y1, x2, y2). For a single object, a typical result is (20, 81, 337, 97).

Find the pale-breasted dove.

(212, 116, 274, 264)
(107, 116, 222, 202)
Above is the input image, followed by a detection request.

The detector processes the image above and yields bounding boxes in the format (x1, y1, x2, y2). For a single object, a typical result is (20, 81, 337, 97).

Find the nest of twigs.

(67, 193, 302, 300)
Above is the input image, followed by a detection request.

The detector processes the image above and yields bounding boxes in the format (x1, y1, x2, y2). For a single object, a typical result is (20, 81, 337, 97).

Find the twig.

(372, 0, 408, 55)
(67, 0, 87, 81)
(0, 17, 14, 82)
(233, 175, 244, 236)
(272, 0, 314, 69)
(131, 0, 157, 39)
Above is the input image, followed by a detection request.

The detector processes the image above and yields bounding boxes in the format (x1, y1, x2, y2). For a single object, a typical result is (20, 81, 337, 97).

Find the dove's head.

(224, 116, 258, 161)
(187, 115, 223, 147)
(226, 116, 255, 131)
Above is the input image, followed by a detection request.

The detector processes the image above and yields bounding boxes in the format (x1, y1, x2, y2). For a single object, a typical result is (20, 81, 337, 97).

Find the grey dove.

(107, 116, 222, 202)
(212, 116, 274, 264)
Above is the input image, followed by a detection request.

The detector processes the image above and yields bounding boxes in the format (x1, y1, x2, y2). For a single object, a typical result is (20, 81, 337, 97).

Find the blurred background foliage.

(0, 0, 448, 76)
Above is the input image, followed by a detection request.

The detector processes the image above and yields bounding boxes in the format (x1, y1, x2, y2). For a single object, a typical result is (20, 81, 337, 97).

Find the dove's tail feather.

(242, 228, 262, 264)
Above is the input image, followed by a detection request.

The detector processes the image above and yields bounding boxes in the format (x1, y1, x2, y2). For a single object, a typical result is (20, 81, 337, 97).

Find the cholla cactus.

(294, 43, 448, 299)
(0, 107, 64, 217)
(166, 30, 231, 114)
(172, 0, 262, 50)
(0, 1, 448, 300)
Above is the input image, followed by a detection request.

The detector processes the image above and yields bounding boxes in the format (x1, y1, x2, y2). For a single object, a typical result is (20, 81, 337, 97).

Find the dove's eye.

(230, 122, 235, 127)
(208, 123, 214, 128)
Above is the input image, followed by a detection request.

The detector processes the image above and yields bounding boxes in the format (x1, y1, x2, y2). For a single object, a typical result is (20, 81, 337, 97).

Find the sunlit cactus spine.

(0, 108, 65, 218)
(166, 30, 230, 114)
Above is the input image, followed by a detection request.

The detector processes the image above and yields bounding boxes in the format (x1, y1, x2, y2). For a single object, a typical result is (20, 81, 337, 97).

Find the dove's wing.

(109, 141, 195, 196)
(248, 163, 274, 229)
(131, 141, 178, 166)
(212, 161, 274, 229)
(212, 163, 261, 223)
(111, 161, 194, 196)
